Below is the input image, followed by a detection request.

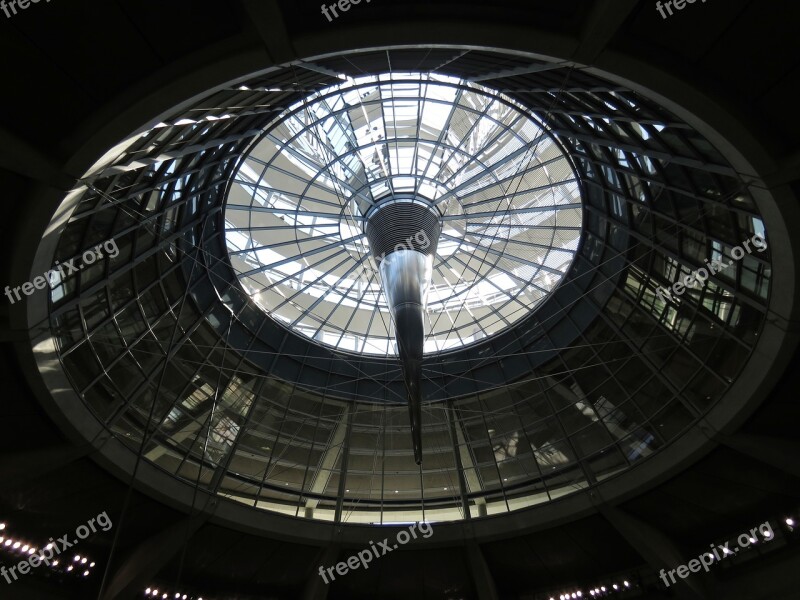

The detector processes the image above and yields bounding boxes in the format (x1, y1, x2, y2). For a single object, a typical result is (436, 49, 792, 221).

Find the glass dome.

(224, 73, 582, 355)
(40, 47, 771, 526)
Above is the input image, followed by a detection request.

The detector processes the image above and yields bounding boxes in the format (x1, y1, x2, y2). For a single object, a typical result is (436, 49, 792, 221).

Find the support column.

(240, 0, 296, 65)
(333, 405, 354, 524)
(305, 406, 351, 518)
(302, 543, 341, 600)
(453, 411, 487, 519)
(446, 400, 470, 520)
(573, 0, 639, 64)
(465, 542, 500, 600)
(598, 504, 711, 599)
(99, 510, 213, 600)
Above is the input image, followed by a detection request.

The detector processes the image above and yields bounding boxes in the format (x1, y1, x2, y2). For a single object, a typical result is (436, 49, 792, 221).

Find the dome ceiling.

(33, 47, 772, 528)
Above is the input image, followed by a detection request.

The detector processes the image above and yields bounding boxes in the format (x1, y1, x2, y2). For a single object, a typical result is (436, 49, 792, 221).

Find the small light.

(28, 548, 36, 555)
(83, 570, 90, 577)
(572, 594, 576, 599)
(590, 593, 595, 597)
(763, 530, 772, 538)
(749, 537, 756, 544)
(153, 591, 158, 596)
(3, 539, 11, 546)
(67, 565, 73, 572)
(577, 592, 582, 597)
(183, 596, 187, 600)
(346, 489, 350, 492)
(146, 590, 151, 595)
(74, 555, 81, 562)
(395, 490, 399, 493)
(624, 581, 630, 587)
(175, 594, 181, 598)
(162, 595, 167, 599)
(0, 523, 5, 530)
(90, 562, 96, 567)
(46, 543, 53, 550)
(13, 541, 20, 549)
(785, 517, 795, 527)
(52, 560, 59, 566)
(601, 587, 606, 592)
(613, 584, 618, 590)
(81, 557, 88, 564)
(444, 487, 448, 491)
(22, 544, 29, 552)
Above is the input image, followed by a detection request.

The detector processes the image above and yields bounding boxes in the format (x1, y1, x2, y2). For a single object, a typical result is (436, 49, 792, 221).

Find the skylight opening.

(223, 73, 583, 355)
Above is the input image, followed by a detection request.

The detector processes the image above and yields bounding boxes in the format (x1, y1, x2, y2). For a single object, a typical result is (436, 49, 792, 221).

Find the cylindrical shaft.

(364, 198, 441, 465)
(379, 250, 432, 464)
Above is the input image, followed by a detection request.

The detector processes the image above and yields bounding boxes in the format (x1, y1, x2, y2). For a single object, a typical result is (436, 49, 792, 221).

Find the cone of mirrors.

(364, 196, 441, 465)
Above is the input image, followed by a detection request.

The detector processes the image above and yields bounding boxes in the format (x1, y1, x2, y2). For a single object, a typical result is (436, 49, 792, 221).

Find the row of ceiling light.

(144, 587, 205, 599)
(551, 579, 632, 600)
(0, 522, 96, 579)
(547, 511, 800, 600)
(5, 512, 799, 598)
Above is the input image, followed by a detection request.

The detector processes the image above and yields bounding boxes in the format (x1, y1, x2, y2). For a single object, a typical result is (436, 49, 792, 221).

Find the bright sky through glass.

(224, 72, 582, 355)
